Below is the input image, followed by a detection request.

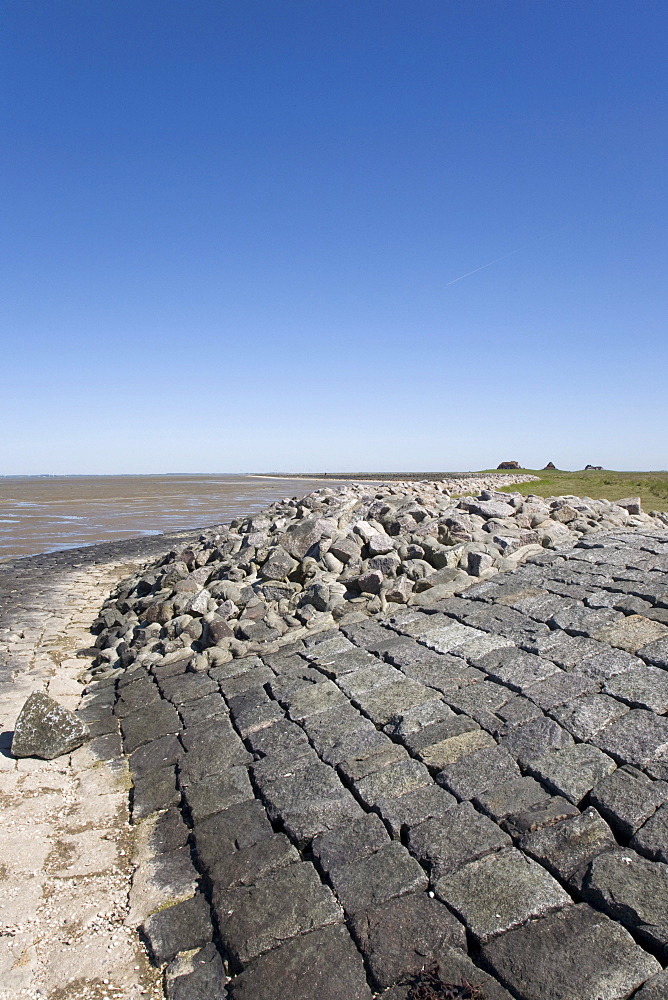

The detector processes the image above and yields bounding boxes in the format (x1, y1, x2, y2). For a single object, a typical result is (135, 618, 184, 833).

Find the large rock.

(11, 691, 89, 759)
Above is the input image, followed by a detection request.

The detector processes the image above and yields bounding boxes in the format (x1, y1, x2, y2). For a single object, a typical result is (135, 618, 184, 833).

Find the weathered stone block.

(437, 744, 520, 800)
(592, 709, 668, 767)
(351, 892, 466, 990)
(520, 806, 616, 886)
(527, 744, 616, 805)
(596, 614, 668, 653)
(351, 759, 431, 809)
(208, 833, 299, 889)
(435, 847, 571, 942)
(474, 776, 549, 822)
(590, 765, 668, 839)
(311, 813, 390, 872)
(225, 924, 372, 1000)
(193, 800, 274, 873)
(375, 783, 458, 838)
(416, 728, 496, 770)
(503, 795, 579, 839)
(604, 664, 668, 713)
(141, 893, 212, 965)
(183, 766, 254, 824)
(480, 903, 660, 1000)
(408, 801, 511, 879)
(165, 942, 227, 1000)
(500, 715, 574, 768)
(631, 803, 668, 863)
(121, 699, 181, 753)
(327, 842, 427, 915)
(214, 863, 342, 968)
(258, 762, 364, 847)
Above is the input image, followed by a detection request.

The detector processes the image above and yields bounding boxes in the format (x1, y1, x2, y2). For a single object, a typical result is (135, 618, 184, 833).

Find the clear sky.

(1, 1, 666, 474)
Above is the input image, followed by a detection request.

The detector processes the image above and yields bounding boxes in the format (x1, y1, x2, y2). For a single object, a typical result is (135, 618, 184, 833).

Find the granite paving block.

(492, 694, 543, 731)
(311, 813, 390, 872)
(528, 743, 617, 805)
(159, 673, 218, 704)
(129, 733, 184, 777)
(319, 725, 391, 767)
(549, 605, 622, 637)
(435, 847, 571, 942)
(400, 714, 479, 753)
(193, 800, 274, 872)
(500, 715, 574, 768)
(524, 670, 600, 711)
(311, 649, 380, 678)
(336, 741, 408, 782)
(511, 806, 584, 851)
(141, 893, 212, 965)
(353, 677, 435, 725)
(474, 647, 561, 691)
(250, 746, 320, 784)
(523, 632, 604, 669)
(375, 783, 458, 838)
(231, 700, 284, 738)
(327, 841, 428, 915)
(443, 680, 513, 722)
(578, 646, 642, 679)
(436, 744, 520, 800)
(474, 776, 550, 822)
(631, 969, 668, 1000)
(149, 807, 190, 854)
(596, 614, 668, 653)
(631, 803, 668, 863)
(179, 715, 240, 752)
(225, 923, 372, 1000)
(391, 649, 486, 692)
(604, 664, 668, 713)
(183, 766, 254, 824)
(280, 679, 351, 721)
(244, 717, 310, 755)
(550, 693, 629, 741)
(408, 801, 511, 879)
(178, 739, 253, 786)
(380, 946, 515, 1000)
(257, 762, 365, 846)
(121, 700, 181, 753)
(337, 663, 401, 698)
(165, 942, 227, 1000)
(213, 863, 342, 968)
(178, 692, 228, 726)
(208, 833, 299, 889)
(351, 892, 466, 990)
(132, 764, 180, 820)
(383, 697, 454, 737)
(637, 636, 668, 668)
(581, 848, 668, 955)
(590, 765, 668, 838)
(592, 709, 668, 767)
(351, 758, 431, 809)
(480, 903, 661, 1000)
(217, 664, 274, 698)
(416, 728, 496, 770)
(520, 806, 616, 886)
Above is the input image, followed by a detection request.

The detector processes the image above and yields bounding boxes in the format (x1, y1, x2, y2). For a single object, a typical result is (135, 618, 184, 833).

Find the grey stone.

(225, 924, 372, 1000)
(258, 762, 364, 847)
(245, 718, 310, 755)
(178, 693, 228, 726)
(352, 677, 434, 726)
(401, 714, 479, 753)
(590, 766, 668, 838)
(383, 946, 515, 1000)
(592, 709, 668, 767)
(503, 796, 579, 839)
(550, 693, 629, 741)
(141, 893, 212, 965)
(474, 776, 549, 822)
(637, 636, 668, 668)
(281, 679, 350, 721)
(475, 647, 561, 691)
(351, 892, 466, 990)
(581, 848, 668, 955)
(631, 970, 668, 1000)
(578, 646, 643, 679)
(416, 728, 497, 770)
(528, 743, 616, 804)
(631, 803, 668, 863)
(159, 673, 218, 704)
(259, 545, 299, 580)
(208, 833, 299, 889)
(282, 516, 337, 560)
(165, 942, 227, 1000)
(129, 734, 184, 778)
(327, 842, 427, 915)
(194, 800, 274, 872)
(132, 765, 180, 820)
(500, 715, 574, 768)
(121, 700, 182, 753)
(183, 767, 254, 824)
(311, 813, 390, 872)
(351, 758, 431, 809)
(520, 806, 617, 886)
(604, 664, 668, 713)
(375, 783, 458, 838)
(480, 903, 661, 1000)
(213, 862, 342, 968)
(436, 744, 520, 800)
(596, 614, 668, 653)
(11, 691, 89, 759)
(524, 670, 600, 711)
(408, 801, 511, 879)
(435, 847, 571, 942)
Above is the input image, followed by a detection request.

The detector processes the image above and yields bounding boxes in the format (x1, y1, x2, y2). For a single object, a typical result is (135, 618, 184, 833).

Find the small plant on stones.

(406, 965, 484, 1000)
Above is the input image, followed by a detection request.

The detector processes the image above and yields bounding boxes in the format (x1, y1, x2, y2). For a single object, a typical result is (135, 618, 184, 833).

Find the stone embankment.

(78, 481, 668, 999)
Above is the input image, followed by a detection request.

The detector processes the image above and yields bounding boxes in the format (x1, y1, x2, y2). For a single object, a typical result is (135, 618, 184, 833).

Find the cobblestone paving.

(86, 528, 668, 1000)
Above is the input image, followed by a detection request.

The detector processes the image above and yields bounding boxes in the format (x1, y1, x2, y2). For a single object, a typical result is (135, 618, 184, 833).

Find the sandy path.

(0, 559, 164, 1000)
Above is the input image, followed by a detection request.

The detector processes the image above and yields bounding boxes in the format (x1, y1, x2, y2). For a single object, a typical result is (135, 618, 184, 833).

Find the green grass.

(476, 469, 668, 512)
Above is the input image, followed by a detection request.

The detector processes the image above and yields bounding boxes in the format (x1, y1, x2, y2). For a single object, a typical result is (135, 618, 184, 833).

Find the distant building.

(497, 461, 520, 470)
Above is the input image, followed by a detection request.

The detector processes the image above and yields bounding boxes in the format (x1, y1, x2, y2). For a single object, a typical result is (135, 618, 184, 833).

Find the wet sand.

(0, 474, 349, 562)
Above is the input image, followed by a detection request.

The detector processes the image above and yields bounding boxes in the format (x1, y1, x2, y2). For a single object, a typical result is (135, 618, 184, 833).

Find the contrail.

(445, 246, 526, 285)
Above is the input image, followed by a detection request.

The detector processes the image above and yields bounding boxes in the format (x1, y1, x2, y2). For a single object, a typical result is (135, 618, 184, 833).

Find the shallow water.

(0, 474, 348, 561)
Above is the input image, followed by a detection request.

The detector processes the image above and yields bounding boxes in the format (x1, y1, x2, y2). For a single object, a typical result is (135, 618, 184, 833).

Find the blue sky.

(1, 0, 666, 474)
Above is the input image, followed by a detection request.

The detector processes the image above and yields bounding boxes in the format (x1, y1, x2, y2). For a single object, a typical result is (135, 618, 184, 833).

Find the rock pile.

(85, 480, 667, 679)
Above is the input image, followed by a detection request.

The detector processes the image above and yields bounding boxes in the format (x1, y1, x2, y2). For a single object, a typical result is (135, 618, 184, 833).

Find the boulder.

(11, 691, 89, 759)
